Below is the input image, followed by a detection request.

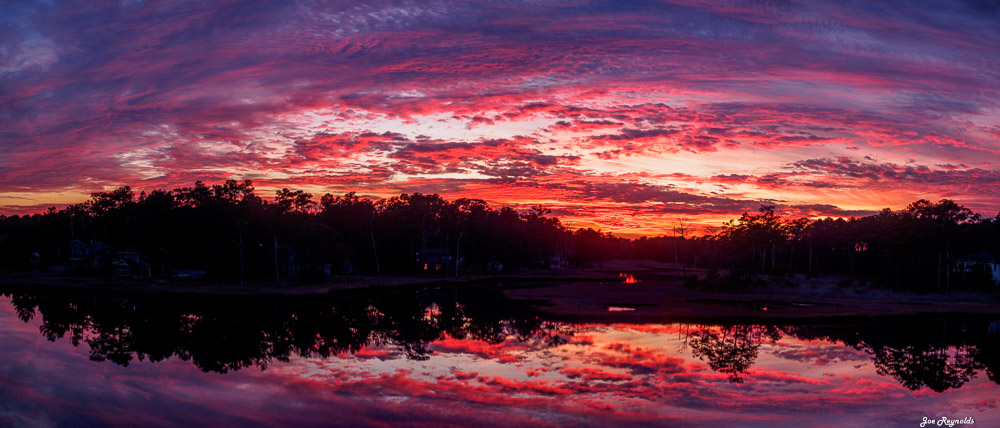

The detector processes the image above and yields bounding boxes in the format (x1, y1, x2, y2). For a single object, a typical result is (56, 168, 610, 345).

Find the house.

(416, 249, 450, 272)
(175, 269, 206, 279)
(112, 251, 144, 279)
(70, 240, 116, 274)
(343, 258, 358, 275)
(113, 258, 134, 279)
(954, 251, 1000, 285)
(71, 240, 114, 263)
(549, 256, 569, 269)
(111, 250, 166, 280)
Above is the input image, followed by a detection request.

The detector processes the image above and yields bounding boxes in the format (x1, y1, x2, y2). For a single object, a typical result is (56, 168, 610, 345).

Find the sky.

(2, 0, 999, 236)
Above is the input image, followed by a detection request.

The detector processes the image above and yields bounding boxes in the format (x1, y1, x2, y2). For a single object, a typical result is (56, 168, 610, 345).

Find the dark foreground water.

(1, 286, 998, 427)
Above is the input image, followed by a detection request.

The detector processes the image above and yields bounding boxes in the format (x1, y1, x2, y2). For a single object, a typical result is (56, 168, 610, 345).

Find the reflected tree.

(786, 318, 1000, 392)
(871, 345, 983, 392)
(6, 288, 998, 394)
(686, 324, 782, 383)
(1, 286, 552, 373)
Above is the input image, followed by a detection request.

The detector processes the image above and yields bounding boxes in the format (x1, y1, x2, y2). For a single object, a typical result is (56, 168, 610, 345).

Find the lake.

(1, 285, 997, 427)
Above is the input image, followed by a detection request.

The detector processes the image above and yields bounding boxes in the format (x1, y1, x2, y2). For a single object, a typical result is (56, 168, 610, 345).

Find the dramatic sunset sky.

(2, 1, 999, 235)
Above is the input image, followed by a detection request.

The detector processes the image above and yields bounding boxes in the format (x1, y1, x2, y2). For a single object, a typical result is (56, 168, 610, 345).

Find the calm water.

(1, 286, 998, 427)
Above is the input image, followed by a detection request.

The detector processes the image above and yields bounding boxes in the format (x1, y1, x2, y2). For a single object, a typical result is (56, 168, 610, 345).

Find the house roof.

(958, 250, 998, 264)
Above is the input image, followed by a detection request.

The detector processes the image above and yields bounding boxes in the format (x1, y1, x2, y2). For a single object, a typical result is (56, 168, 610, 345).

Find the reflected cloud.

(2, 288, 1000, 426)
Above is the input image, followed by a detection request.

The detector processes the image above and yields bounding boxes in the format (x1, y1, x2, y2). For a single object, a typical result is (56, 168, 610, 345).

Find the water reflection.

(2, 286, 1000, 426)
(5, 286, 561, 373)
(676, 322, 1000, 392)
(5, 287, 999, 392)
(683, 325, 782, 383)
(787, 321, 1000, 393)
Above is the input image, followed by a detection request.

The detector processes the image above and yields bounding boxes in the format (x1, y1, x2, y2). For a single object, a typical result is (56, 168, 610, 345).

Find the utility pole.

(274, 235, 279, 282)
(239, 232, 244, 288)
(671, 218, 690, 274)
(455, 231, 463, 279)
(371, 230, 382, 284)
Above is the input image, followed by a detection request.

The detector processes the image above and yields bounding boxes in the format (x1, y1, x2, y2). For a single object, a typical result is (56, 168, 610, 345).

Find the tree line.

(1, 180, 997, 291)
(689, 200, 1000, 291)
(0, 180, 615, 281)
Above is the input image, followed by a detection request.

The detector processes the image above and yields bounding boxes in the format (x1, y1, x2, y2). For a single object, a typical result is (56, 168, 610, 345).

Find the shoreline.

(0, 270, 619, 297)
(499, 280, 1000, 323)
(3, 275, 999, 323)
(3, 258, 999, 322)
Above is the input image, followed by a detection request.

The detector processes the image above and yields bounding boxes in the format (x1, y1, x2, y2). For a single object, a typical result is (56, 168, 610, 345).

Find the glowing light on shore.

(620, 273, 639, 284)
